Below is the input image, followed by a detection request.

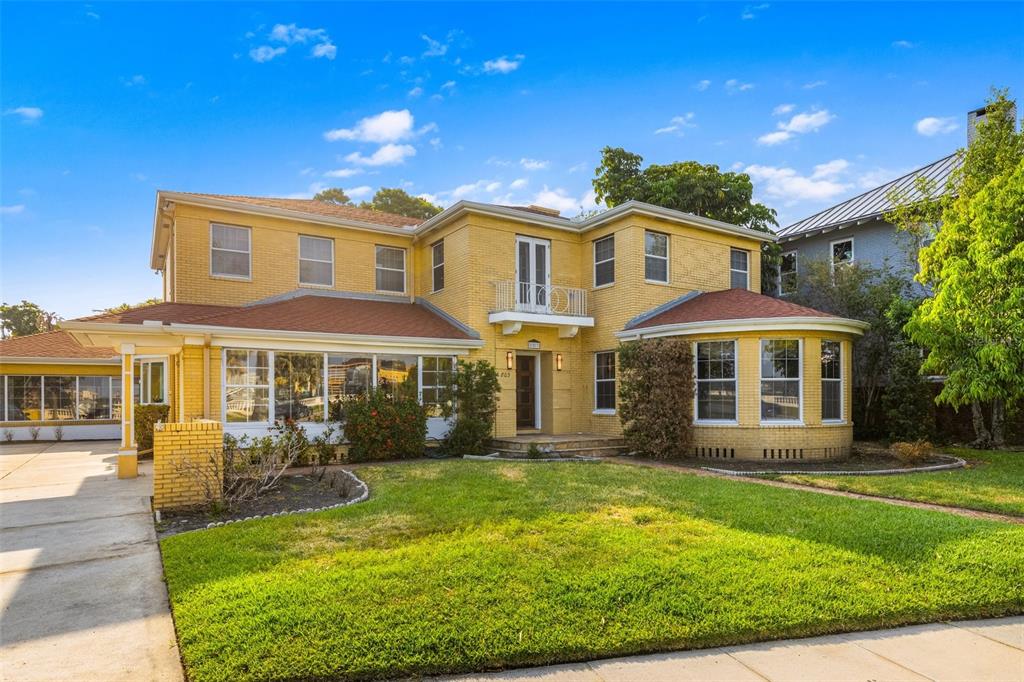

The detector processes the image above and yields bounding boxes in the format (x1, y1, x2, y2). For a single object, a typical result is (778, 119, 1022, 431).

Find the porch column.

(118, 344, 138, 479)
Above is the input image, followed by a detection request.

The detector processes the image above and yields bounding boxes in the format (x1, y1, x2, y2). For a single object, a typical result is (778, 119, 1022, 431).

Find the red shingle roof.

(174, 192, 421, 229)
(77, 302, 236, 324)
(626, 288, 839, 330)
(0, 330, 118, 360)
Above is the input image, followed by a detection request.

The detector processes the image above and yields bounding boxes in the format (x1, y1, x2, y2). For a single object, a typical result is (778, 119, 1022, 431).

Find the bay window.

(821, 340, 843, 422)
(696, 341, 737, 421)
(760, 339, 801, 422)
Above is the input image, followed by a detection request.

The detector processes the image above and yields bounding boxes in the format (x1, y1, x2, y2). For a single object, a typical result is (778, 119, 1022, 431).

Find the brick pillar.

(152, 420, 224, 510)
(118, 345, 138, 479)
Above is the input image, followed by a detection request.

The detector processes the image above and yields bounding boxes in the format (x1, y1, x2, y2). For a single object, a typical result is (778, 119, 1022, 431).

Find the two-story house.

(0, 191, 866, 461)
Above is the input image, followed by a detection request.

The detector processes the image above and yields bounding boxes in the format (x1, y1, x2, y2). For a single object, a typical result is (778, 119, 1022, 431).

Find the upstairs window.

(760, 340, 801, 422)
(644, 231, 669, 283)
(210, 224, 251, 279)
(821, 340, 843, 422)
(298, 235, 334, 287)
(375, 246, 406, 293)
(779, 251, 798, 295)
(831, 238, 854, 274)
(593, 235, 615, 287)
(730, 249, 749, 289)
(432, 240, 445, 292)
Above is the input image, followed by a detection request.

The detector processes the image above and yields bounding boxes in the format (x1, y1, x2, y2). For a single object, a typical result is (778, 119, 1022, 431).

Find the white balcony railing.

(492, 280, 589, 317)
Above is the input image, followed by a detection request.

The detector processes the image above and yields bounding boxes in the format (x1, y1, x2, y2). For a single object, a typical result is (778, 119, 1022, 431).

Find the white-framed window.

(830, 238, 854, 275)
(210, 223, 251, 279)
(274, 352, 325, 423)
(594, 351, 616, 412)
(779, 251, 798, 295)
(644, 231, 669, 283)
(730, 249, 749, 289)
(420, 356, 454, 417)
(298, 235, 334, 287)
(431, 240, 445, 292)
(134, 359, 166, 405)
(760, 339, 801, 422)
(821, 340, 843, 422)
(224, 350, 270, 423)
(695, 341, 737, 422)
(375, 245, 406, 293)
(1, 375, 119, 421)
(593, 235, 615, 288)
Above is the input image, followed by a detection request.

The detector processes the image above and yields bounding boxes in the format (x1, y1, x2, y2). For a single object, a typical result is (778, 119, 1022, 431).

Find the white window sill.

(760, 420, 805, 427)
(644, 279, 671, 286)
(210, 274, 252, 282)
(695, 420, 739, 427)
(375, 289, 407, 296)
(592, 409, 616, 416)
(593, 282, 615, 291)
(822, 420, 847, 426)
(299, 282, 334, 290)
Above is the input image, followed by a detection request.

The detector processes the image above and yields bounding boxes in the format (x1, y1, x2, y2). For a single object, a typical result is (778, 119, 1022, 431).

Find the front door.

(515, 236, 551, 313)
(515, 356, 536, 429)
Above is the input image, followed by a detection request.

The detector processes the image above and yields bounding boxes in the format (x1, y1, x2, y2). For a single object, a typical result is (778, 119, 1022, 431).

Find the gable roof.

(778, 153, 961, 242)
(171, 192, 420, 228)
(0, 330, 119, 362)
(624, 288, 839, 330)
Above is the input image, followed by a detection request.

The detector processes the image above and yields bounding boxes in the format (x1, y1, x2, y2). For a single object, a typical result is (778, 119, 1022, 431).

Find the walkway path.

(445, 617, 1024, 681)
(0, 441, 183, 682)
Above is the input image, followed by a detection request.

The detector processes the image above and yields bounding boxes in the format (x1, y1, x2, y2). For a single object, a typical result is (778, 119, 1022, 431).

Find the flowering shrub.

(439, 359, 500, 456)
(617, 338, 694, 459)
(344, 387, 427, 462)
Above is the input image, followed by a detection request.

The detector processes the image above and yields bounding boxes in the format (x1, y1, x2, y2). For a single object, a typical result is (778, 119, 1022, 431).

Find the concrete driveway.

(0, 441, 183, 682)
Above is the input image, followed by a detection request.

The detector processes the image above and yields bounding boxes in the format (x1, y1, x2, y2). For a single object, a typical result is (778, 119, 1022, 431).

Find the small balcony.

(488, 280, 595, 337)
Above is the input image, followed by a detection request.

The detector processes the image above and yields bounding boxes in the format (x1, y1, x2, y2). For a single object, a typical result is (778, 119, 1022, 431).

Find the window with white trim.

(298, 235, 334, 287)
(274, 352, 324, 422)
(210, 223, 251, 279)
(224, 350, 270, 423)
(644, 231, 669, 282)
(593, 235, 615, 287)
(821, 340, 843, 421)
(730, 249, 749, 289)
(43, 376, 76, 420)
(421, 356, 454, 417)
(779, 251, 798, 295)
(375, 245, 406, 293)
(432, 240, 445, 292)
(1, 375, 118, 421)
(696, 341, 737, 421)
(760, 339, 801, 421)
(831, 238, 854, 273)
(594, 351, 616, 411)
(134, 360, 166, 405)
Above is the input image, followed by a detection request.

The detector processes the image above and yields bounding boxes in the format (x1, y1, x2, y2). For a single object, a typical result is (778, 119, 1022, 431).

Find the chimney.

(968, 102, 1018, 145)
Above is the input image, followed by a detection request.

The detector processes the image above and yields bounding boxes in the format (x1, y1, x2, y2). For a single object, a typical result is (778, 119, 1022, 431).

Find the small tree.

(313, 187, 352, 205)
(617, 339, 694, 459)
(440, 359, 500, 455)
(0, 300, 60, 338)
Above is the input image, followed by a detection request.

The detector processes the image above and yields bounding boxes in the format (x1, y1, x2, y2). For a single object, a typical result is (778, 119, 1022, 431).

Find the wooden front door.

(515, 356, 536, 429)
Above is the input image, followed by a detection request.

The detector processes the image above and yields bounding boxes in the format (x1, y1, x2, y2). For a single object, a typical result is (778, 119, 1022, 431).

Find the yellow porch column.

(118, 344, 138, 479)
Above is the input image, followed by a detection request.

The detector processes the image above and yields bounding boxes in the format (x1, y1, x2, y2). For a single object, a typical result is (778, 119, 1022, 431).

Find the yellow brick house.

(0, 191, 867, 461)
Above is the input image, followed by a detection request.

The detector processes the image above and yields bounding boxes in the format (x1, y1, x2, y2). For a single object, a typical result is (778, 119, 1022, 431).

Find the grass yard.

(161, 460, 1024, 682)
(777, 448, 1024, 517)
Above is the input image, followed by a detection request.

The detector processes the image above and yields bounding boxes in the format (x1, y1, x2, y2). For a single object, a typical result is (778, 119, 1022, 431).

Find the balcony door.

(516, 236, 551, 313)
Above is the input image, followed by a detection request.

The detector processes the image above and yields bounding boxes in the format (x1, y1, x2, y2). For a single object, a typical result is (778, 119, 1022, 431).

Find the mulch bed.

(156, 473, 360, 538)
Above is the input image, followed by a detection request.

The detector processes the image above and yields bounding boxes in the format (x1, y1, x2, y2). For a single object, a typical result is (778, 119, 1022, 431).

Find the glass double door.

(515, 236, 551, 313)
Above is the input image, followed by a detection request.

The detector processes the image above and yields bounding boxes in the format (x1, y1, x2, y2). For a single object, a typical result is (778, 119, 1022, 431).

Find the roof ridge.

(164, 190, 422, 227)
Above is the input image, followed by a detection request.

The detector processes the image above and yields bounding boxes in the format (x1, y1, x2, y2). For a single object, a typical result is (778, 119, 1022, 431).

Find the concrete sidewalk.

(0, 441, 183, 682)
(445, 617, 1024, 681)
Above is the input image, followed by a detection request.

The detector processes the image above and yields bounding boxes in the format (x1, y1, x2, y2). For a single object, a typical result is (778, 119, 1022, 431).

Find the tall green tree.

(102, 298, 163, 314)
(360, 188, 443, 220)
(887, 89, 1024, 447)
(592, 148, 781, 291)
(312, 188, 352, 205)
(0, 300, 60, 338)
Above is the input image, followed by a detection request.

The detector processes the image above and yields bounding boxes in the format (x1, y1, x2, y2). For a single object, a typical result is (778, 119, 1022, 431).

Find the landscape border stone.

(701, 454, 967, 477)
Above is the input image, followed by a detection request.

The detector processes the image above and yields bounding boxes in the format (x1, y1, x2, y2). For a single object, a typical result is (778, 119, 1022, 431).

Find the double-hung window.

(593, 235, 615, 287)
(421, 356, 454, 417)
(431, 240, 445, 292)
(375, 246, 406, 293)
(779, 251, 798, 295)
(224, 350, 270, 423)
(594, 351, 616, 412)
(760, 339, 801, 422)
(210, 224, 251, 279)
(821, 340, 843, 422)
(644, 231, 669, 283)
(298, 235, 334, 287)
(696, 341, 737, 421)
(730, 249, 749, 289)
(831, 238, 854, 275)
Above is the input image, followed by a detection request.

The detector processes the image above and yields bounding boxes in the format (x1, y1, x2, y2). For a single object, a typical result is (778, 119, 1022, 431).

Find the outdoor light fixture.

(556, 353, 563, 371)
(506, 351, 514, 370)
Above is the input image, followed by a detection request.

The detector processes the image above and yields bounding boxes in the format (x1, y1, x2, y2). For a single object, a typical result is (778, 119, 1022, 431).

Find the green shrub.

(344, 388, 427, 462)
(882, 339, 934, 442)
(618, 338, 694, 459)
(135, 404, 170, 453)
(439, 359, 500, 456)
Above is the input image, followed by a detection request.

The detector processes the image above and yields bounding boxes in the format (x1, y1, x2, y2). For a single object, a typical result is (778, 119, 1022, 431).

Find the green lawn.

(777, 448, 1024, 517)
(161, 460, 1024, 682)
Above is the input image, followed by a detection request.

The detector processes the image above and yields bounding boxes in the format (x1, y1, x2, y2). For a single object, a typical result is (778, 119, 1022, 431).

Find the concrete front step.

(492, 445, 627, 458)
(492, 438, 625, 452)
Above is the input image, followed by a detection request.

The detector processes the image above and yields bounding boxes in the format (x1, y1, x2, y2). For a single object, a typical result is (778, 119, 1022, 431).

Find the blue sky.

(2, 2, 1022, 318)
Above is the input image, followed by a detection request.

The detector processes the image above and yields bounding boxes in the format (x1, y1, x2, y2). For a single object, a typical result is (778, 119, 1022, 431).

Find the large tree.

(359, 188, 442, 220)
(592, 148, 780, 291)
(887, 89, 1023, 447)
(0, 300, 61, 338)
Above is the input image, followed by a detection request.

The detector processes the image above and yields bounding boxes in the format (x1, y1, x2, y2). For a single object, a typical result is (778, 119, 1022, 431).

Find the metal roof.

(777, 152, 961, 241)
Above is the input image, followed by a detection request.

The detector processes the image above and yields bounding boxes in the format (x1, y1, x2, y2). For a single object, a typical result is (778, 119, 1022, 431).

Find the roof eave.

(617, 315, 870, 339)
(0, 356, 119, 365)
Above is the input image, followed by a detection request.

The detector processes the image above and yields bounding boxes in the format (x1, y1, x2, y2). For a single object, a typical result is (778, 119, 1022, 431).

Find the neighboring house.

(0, 191, 866, 460)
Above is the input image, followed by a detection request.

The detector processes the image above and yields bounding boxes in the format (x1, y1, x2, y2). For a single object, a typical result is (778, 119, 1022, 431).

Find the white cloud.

(250, 45, 286, 63)
(5, 106, 44, 122)
(695, 79, 711, 91)
(530, 186, 598, 215)
(408, 86, 423, 98)
(758, 109, 835, 145)
(0, 204, 26, 215)
(441, 80, 457, 91)
(324, 109, 416, 143)
(802, 80, 827, 89)
(121, 74, 146, 87)
(725, 78, 754, 93)
(485, 181, 502, 192)
(429, 137, 442, 150)
(757, 131, 793, 145)
(450, 179, 497, 200)
(811, 159, 849, 178)
(892, 40, 916, 49)
(345, 185, 373, 199)
(741, 3, 770, 20)
(655, 112, 697, 135)
(772, 103, 795, 116)
(744, 160, 852, 204)
(856, 167, 909, 189)
(510, 178, 528, 190)
(311, 42, 337, 60)
(323, 168, 363, 178)
(520, 158, 549, 171)
(344, 143, 417, 166)
(483, 54, 524, 74)
(421, 34, 448, 57)
(914, 116, 958, 136)
(568, 162, 588, 174)
(486, 157, 514, 167)
(270, 23, 327, 44)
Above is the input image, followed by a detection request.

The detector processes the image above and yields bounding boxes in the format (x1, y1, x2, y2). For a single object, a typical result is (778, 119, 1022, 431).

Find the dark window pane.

(595, 260, 614, 287)
(44, 376, 76, 420)
(7, 376, 41, 421)
(822, 381, 842, 421)
(730, 269, 747, 289)
(376, 268, 405, 292)
(78, 377, 112, 420)
(211, 250, 249, 278)
(594, 236, 614, 263)
(300, 260, 332, 286)
(761, 380, 800, 420)
(645, 256, 668, 282)
(274, 352, 324, 422)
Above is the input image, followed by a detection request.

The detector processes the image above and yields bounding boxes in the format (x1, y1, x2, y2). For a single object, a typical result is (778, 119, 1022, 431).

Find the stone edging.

(701, 455, 967, 477)
(464, 453, 602, 463)
(201, 469, 370, 530)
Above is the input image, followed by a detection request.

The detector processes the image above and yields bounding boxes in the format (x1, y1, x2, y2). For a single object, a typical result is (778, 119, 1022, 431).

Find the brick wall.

(153, 420, 223, 510)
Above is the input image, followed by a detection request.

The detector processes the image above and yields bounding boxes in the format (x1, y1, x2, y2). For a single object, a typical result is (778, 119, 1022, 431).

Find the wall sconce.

(506, 351, 514, 370)
(556, 353, 563, 371)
